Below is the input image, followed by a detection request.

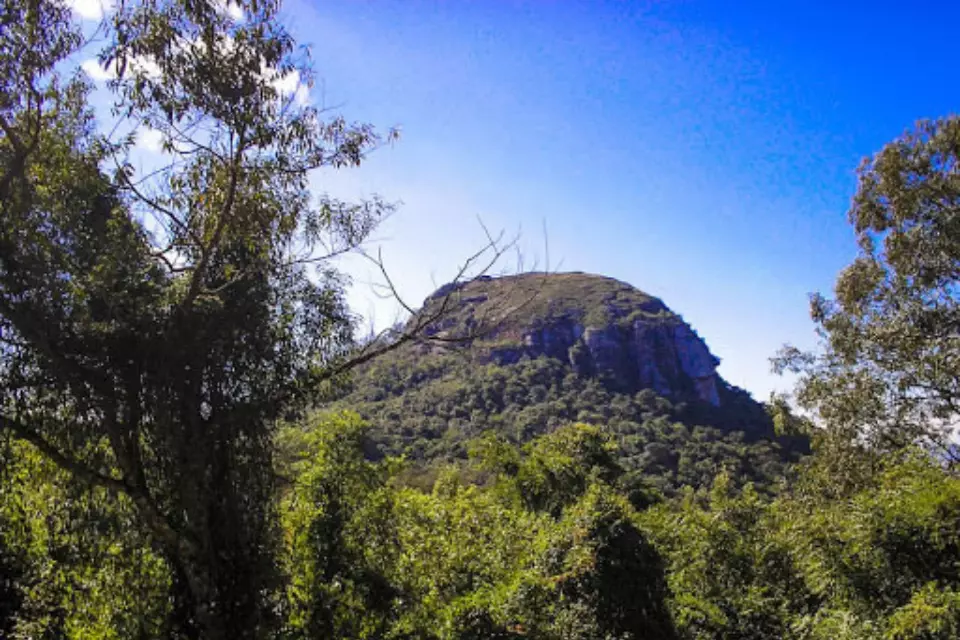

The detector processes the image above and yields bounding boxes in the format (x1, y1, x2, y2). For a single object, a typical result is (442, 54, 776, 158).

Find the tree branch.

(182, 129, 246, 307)
(0, 413, 128, 494)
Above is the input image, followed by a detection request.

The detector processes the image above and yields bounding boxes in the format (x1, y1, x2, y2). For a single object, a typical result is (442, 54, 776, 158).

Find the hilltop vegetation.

(336, 348, 800, 497)
(331, 270, 807, 499)
(416, 272, 667, 338)
(1, 1, 960, 639)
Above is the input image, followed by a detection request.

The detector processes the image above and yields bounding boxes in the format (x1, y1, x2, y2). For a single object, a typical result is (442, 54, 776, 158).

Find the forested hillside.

(332, 272, 808, 497)
(1, 1, 959, 639)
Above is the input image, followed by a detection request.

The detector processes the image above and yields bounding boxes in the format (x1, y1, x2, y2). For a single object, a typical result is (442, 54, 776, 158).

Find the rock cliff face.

(415, 272, 725, 406)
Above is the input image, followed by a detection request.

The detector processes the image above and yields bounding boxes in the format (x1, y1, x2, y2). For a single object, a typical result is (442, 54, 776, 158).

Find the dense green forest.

(2, 0, 960, 638)
(334, 350, 803, 498)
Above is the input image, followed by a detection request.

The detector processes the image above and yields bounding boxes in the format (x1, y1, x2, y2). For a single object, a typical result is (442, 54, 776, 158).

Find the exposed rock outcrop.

(414, 272, 725, 406)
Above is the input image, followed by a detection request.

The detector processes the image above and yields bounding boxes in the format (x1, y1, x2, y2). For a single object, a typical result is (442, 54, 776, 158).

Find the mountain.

(333, 272, 805, 495)
(418, 272, 724, 405)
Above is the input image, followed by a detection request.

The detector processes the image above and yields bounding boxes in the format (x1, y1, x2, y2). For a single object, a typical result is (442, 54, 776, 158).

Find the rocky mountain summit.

(416, 272, 725, 406)
(339, 270, 798, 480)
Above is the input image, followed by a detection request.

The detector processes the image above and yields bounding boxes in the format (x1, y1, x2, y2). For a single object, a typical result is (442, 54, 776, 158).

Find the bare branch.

(0, 413, 128, 494)
(0, 298, 118, 402)
(114, 156, 204, 249)
(182, 128, 246, 307)
(313, 220, 556, 395)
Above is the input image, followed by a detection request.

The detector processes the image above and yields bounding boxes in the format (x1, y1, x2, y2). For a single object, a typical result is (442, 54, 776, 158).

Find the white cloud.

(136, 128, 164, 153)
(83, 37, 309, 108)
(213, 0, 244, 21)
(268, 68, 310, 106)
(81, 58, 114, 81)
(81, 56, 162, 82)
(65, 0, 114, 20)
(128, 56, 162, 79)
(293, 85, 310, 107)
(270, 69, 299, 95)
(225, 2, 244, 21)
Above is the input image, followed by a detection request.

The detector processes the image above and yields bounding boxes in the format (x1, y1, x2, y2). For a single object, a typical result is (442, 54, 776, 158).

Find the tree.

(776, 117, 960, 470)
(278, 412, 397, 638)
(642, 453, 960, 640)
(0, 437, 173, 638)
(472, 423, 623, 516)
(0, 1, 514, 636)
(281, 415, 678, 639)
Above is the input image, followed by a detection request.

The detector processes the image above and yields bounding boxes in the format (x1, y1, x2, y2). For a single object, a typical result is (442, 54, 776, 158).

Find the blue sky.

(274, 0, 959, 400)
(73, 0, 960, 400)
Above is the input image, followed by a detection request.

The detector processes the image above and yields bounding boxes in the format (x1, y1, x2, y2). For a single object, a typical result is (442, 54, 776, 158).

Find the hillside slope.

(333, 272, 805, 494)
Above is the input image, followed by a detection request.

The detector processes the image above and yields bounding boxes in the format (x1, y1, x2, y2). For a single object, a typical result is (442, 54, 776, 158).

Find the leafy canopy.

(776, 117, 960, 471)
(1, 0, 393, 636)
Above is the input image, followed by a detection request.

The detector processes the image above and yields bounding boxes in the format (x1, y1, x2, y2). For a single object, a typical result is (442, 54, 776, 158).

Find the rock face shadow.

(418, 272, 724, 407)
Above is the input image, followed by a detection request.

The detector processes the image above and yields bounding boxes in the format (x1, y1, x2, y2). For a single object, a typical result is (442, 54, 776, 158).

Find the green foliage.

(775, 117, 960, 467)
(532, 483, 676, 638)
(642, 452, 960, 640)
(0, 438, 173, 639)
(3, 3, 959, 638)
(0, 0, 390, 635)
(280, 413, 678, 639)
(643, 476, 813, 640)
(279, 412, 397, 638)
(418, 272, 664, 342)
(339, 353, 799, 497)
(473, 423, 622, 515)
(886, 584, 960, 640)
